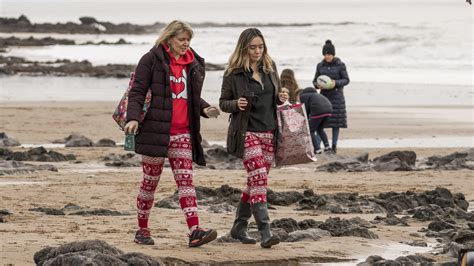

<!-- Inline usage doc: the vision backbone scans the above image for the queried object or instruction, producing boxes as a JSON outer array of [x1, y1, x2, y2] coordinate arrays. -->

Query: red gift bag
[[275, 103, 317, 166]]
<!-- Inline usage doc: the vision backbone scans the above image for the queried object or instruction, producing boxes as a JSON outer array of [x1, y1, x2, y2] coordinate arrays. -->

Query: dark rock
[[33, 240, 124, 265], [204, 145, 242, 170], [405, 240, 428, 247], [0, 147, 12, 158], [61, 203, 82, 212], [69, 209, 128, 216], [357, 255, 385, 266], [452, 229, 474, 244], [5, 147, 75, 161], [64, 134, 94, 147], [395, 255, 434, 263], [428, 220, 457, 232], [372, 150, 417, 171], [0, 132, 20, 146], [355, 153, 369, 163], [271, 218, 324, 233], [377, 187, 468, 214], [421, 151, 472, 170], [118, 252, 162, 265], [0, 209, 13, 222], [79, 16, 98, 25], [316, 161, 349, 172], [29, 207, 65, 215], [286, 228, 331, 242], [303, 189, 314, 197], [0, 54, 223, 78], [318, 217, 378, 239], [95, 138, 116, 147], [297, 192, 385, 214], [267, 189, 304, 206], [271, 218, 300, 233], [207, 203, 236, 213], [156, 185, 242, 208], [468, 223, 474, 230], [442, 241, 466, 258], [373, 151, 417, 166], [298, 219, 323, 231], [103, 153, 140, 167], [372, 213, 409, 226], [0, 36, 75, 48], [409, 204, 474, 222], [0, 160, 57, 175], [316, 154, 372, 172]]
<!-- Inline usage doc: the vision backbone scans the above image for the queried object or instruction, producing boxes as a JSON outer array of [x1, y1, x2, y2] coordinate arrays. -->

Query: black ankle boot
[[332, 144, 337, 153], [251, 203, 280, 248], [230, 200, 256, 244]]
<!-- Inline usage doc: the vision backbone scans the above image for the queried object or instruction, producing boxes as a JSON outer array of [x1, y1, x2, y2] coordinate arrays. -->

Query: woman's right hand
[[237, 97, 248, 111], [124, 120, 139, 135]]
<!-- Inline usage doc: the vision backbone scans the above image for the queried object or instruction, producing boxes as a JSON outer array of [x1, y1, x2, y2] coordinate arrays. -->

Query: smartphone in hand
[[124, 134, 135, 151]]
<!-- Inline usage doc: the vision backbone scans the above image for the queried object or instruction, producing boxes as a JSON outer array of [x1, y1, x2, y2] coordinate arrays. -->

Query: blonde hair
[[280, 68, 299, 103], [155, 20, 194, 47], [225, 28, 274, 76]]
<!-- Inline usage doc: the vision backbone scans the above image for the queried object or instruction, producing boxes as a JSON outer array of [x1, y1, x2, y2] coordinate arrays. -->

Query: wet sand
[[0, 101, 473, 264]]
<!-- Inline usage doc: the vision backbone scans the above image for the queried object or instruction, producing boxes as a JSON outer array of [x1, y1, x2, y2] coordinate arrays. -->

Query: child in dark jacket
[[298, 87, 333, 154]]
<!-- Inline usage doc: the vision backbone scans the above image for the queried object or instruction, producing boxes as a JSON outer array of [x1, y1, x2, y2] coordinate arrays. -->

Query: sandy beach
[[0, 101, 473, 265]]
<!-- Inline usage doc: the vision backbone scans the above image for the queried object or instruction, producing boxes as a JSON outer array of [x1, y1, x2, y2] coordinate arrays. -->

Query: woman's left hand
[[331, 80, 337, 89], [204, 106, 220, 118], [278, 92, 289, 103]]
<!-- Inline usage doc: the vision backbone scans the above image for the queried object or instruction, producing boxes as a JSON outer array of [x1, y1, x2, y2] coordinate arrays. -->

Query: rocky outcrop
[[372, 150, 417, 171], [103, 153, 141, 167], [317, 150, 474, 172], [419, 149, 474, 170], [33, 240, 162, 265], [203, 145, 242, 170], [317, 151, 417, 172], [1, 15, 311, 35], [357, 255, 436, 266], [29, 203, 128, 216], [2, 147, 76, 161], [0, 55, 225, 77], [0, 132, 20, 147], [0, 36, 74, 48], [0, 209, 13, 222], [0, 160, 57, 175], [95, 138, 116, 147]]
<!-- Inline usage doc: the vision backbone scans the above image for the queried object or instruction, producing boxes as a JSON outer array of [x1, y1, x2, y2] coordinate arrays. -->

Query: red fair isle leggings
[[136, 133, 199, 229], [241, 131, 275, 205]]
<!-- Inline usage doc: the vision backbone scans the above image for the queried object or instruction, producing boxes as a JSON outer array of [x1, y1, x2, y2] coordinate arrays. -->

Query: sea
[[1, 0, 472, 104]]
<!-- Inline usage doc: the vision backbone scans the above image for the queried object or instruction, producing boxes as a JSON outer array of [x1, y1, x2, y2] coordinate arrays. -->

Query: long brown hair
[[225, 28, 274, 75], [280, 68, 299, 103]]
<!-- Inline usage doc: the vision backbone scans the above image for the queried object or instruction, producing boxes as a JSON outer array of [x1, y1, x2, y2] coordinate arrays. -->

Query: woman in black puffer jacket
[[312, 40, 350, 153]]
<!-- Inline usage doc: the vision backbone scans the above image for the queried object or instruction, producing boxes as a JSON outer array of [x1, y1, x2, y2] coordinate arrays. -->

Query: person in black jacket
[[124, 20, 218, 247], [220, 28, 287, 248], [312, 40, 350, 153], [299, 87, 333, 154]]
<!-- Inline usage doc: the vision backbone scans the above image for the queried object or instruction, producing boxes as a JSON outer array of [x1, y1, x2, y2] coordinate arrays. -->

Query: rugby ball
[[316, 75, 334, 89]]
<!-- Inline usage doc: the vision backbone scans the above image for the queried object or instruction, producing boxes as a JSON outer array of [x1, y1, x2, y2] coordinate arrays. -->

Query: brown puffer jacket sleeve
[[219, 74, 239, 114], [126, 52, 153, 122]]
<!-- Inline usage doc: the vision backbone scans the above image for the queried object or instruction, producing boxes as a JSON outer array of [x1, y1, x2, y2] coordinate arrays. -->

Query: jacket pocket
[[226, 124, 237, 154]]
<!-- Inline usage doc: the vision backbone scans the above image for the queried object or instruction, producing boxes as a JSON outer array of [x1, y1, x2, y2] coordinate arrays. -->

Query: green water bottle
[[124, 134, 135, 151]]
